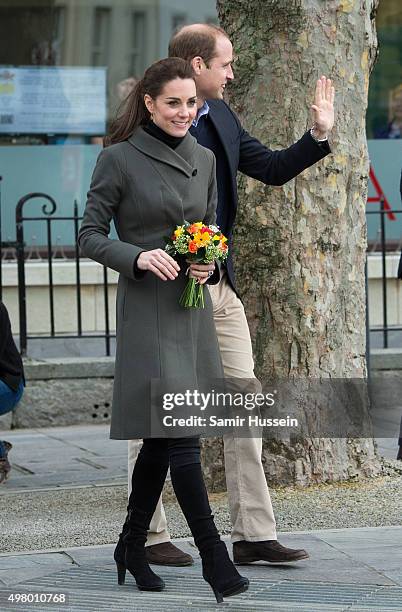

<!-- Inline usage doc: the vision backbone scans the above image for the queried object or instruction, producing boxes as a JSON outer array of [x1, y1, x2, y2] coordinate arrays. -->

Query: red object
[[367, 166, 396, 221]]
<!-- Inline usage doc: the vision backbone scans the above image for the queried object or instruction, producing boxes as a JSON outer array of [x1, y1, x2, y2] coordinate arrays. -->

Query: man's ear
[[143, 94, 154, 115], [191, 56, 205, 75]]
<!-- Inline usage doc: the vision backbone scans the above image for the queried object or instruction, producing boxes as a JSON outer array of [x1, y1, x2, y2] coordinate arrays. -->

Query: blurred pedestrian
[[0, 301, 24, 483]]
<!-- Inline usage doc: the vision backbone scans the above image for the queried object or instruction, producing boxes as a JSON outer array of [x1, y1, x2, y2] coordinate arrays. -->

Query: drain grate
[[1, 567, 401, 611]]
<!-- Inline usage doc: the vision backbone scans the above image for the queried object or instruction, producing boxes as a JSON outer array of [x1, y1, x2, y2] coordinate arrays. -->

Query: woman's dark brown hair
[[105, 57, 195, 147]]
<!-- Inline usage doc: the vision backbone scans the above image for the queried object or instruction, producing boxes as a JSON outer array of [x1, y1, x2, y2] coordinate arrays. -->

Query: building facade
[[0, 1, 401, 350]]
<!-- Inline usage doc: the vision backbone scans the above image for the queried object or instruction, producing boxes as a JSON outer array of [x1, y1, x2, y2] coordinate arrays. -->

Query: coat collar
[[128, 127, 198, 178]]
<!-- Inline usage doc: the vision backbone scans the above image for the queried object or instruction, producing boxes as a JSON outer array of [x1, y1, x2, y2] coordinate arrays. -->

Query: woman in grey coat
[[78, 58, 248, 603]]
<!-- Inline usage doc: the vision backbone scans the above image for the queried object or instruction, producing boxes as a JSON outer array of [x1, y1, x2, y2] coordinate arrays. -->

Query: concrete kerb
[[1, 525, 401, 559], [0, 536, 194, 559], [23, 357, 115, 380], [371, 348, 402, 371], [7, 358, 115, 430], [10, 349, 402, 432]]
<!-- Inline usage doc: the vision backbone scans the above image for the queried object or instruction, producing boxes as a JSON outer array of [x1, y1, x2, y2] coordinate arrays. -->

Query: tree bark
[[217, 0, 382, 485]]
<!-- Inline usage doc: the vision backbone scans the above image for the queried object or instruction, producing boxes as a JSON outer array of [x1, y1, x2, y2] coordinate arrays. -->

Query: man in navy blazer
[[127, 23, 334, 567]]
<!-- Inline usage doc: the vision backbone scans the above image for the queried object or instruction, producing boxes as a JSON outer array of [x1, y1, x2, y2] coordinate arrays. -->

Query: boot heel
[[116, 562, 126, 585], [201, 542, 249, 602], [210, 583, 223, 604]]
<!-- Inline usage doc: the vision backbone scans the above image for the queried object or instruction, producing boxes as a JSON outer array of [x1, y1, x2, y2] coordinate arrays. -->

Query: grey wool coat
[[78, 128, 224, 439]]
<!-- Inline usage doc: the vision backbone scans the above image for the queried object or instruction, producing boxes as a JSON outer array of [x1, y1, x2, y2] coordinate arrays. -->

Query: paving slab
[[1, 425, 401, 609], [1, 425, 127, 491], [3, 425, 398, 492], [0, 529, 402, 611]]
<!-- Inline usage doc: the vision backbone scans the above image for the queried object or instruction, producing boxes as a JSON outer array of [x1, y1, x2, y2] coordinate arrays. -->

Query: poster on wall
[[0, 66, 106, 134]]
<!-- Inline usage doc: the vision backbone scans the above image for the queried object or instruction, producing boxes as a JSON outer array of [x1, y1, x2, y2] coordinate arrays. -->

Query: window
[[172, 13, 187, 33], [92, 7, 111, 67], [129, 11, 147, 77], [53, 6, 66, 65], [367, 0, 402, 139], [366, 0, 402, 247]]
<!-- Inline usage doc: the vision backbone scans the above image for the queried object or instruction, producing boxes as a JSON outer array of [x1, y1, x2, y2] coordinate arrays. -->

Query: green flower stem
[[179, 278, 205, 309]]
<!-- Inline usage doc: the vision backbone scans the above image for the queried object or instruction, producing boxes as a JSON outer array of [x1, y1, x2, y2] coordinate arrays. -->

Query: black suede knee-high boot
[[114, 508, 130, 583], [114, 439, 169, 591], [169, 438, 249, 603]]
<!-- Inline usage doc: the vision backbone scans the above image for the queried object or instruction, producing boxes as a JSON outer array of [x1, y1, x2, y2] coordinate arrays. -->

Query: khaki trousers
[[127, 272, 277, 544]]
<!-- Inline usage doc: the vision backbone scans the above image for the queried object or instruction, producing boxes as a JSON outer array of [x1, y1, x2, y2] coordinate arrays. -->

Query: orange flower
[[188, 222, 203, 235], [188, 240, 198, 253], [220, 242, 228, 251], [194, 231, 211, 247]]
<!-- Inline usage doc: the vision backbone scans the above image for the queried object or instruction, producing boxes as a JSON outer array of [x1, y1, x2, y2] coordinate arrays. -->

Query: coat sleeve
[[203, 154, 221, 286], [225, 104, 331, 186], [78, 147, 145, 281]]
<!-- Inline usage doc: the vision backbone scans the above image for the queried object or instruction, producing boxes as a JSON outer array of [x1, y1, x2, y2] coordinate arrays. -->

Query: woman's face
[[144, 78, 197, 137]]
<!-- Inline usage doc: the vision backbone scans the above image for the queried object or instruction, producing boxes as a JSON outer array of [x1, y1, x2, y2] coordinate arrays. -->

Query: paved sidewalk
[[1, 425, 401, 610], [0, 528, 402, 611], [1, 424, 397, 492], [0, 425, 128, 491]]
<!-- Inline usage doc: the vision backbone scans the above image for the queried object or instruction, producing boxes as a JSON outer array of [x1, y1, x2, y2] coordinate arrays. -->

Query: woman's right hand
[[137, 249, 180, 281]]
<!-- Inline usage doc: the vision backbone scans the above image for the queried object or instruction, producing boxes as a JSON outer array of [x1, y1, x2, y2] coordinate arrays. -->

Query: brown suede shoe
[[145, 542, 194, 567], [233, 540, 309, 564]]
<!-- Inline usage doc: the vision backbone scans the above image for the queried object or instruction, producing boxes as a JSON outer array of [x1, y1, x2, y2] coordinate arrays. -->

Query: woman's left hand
[[187, 261, 215, 285]]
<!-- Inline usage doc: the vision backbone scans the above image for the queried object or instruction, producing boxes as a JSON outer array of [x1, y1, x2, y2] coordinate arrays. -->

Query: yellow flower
[[174, 226, 184, 238], [194, 231, 211, 247]]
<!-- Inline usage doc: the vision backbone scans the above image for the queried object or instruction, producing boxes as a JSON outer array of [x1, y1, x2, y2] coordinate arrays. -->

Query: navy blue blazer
[[206, 99, 331, 288]]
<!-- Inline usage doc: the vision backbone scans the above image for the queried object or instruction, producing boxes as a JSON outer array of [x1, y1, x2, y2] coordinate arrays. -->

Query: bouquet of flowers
[[165, 221, 228, 308]]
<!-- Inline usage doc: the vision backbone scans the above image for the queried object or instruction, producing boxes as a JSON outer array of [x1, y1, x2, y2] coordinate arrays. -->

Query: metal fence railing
[[366, 198, 402, 349], [1, 188, 401, 357], [0, 189, 114, 356]]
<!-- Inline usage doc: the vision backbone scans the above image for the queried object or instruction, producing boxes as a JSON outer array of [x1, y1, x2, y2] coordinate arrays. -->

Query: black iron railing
[[0, 176, 17, 301], [1, 188, 401, 356], [366, 198, 402, 349], [1, 191, 114, 356]]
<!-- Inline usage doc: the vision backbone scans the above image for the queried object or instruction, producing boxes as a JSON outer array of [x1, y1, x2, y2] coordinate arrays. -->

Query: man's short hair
[[168, 24, 229, 67]]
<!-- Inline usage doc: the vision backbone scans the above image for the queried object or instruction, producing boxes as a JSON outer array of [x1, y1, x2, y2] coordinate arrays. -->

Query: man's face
[[195, 35, 234, 100]]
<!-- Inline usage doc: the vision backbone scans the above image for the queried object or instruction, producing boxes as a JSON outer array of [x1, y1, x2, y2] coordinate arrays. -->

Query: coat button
[[192, 169, 198, 176]]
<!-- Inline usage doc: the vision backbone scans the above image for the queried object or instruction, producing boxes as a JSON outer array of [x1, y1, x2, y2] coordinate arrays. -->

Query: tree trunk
[[217, 0, 382, 485]]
